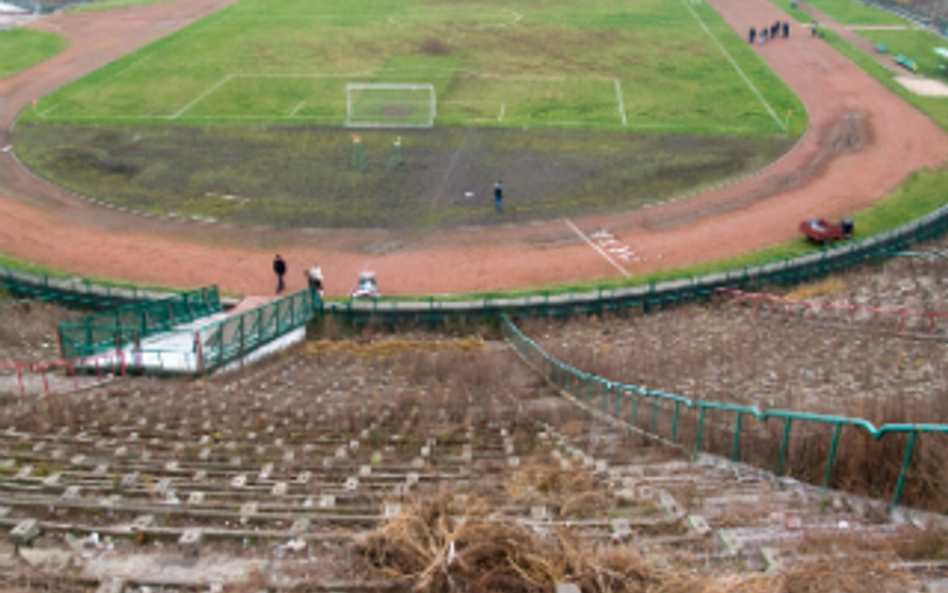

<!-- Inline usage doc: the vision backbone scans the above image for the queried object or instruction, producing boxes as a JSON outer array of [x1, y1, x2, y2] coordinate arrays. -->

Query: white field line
[[38, 12, 233, 118], [39, 54, 155, 118], [37, 114, 342, 121], [236, 70, 615, 82], [51, 66, 767, 132], [564, 218, 631, 277], [289, 101, 306, 116], [679, 0, 785, 131], [172, 75, 234, 119], [42, 111, 763, 133], [613, 79, 627, 126], [175, 114, 340, 120], [234, 71, 375, 79]]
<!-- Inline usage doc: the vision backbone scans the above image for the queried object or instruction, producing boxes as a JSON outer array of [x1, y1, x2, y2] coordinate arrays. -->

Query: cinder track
[[0, 0, 945, 297]]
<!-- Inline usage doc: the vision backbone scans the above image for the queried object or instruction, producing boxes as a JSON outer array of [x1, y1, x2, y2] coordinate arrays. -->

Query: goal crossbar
[[346, 83, 436, 128]]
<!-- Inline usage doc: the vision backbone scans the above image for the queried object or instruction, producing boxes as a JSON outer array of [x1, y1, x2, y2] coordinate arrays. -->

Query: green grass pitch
[[26, 0, 806, 136], [0, 28, 66, 80], [859, 28, 948, 78], [800, 0, 910, 26]]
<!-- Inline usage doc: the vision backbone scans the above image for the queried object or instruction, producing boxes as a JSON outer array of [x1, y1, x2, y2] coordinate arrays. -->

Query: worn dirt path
[[0, 0, 945, 297]]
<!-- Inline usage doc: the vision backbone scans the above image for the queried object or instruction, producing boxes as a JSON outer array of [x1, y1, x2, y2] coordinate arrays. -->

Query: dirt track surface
[[0, 0, 945, 298]]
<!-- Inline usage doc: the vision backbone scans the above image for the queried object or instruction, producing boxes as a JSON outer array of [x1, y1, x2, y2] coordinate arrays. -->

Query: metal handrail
[[195, 288, 314, 374], [501, 314, 948, 507]]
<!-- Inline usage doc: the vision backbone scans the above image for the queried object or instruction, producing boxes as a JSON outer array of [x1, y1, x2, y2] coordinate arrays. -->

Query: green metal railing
[[0, 265, 166, 311], [896, 250, 948, 260], [57, 286, 221, 360], [197, 289, 314, 374], [502, 315, 948, 507], [317, 198, 948, 325]]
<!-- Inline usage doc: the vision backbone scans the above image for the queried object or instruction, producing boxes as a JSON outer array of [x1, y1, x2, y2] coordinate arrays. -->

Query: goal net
[[346, 83, 436, 128]]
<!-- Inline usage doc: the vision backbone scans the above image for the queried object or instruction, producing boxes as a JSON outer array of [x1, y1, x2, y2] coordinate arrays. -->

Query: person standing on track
[[273, 254, 287, 294], [783, 21, 790, 38], [494, 180, 503, 212], [749, 26, 757, 43]]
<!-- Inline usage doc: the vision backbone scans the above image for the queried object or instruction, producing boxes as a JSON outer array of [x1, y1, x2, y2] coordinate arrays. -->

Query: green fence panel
[[195, 289, 314, 374], [313, 196, 948, 327], [57, 287, 221, 359]]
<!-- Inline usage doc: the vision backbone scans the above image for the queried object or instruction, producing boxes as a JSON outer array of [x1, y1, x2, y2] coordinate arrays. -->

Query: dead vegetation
[[358, 496, 923, 593], [3, 241, 948, 590], [0, 297, 77, 363], [523, 247, 948, 509], [361, 494, 670, 593]]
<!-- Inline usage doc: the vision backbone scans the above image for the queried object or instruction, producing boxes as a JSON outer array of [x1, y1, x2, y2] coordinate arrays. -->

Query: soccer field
[[0, 28, 66, 80], [27, 0, 805, 135]]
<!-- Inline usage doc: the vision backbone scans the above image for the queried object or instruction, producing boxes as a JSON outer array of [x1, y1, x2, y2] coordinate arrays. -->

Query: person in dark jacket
[[749, 26, 757, 43], [273, 254, 287, 294]]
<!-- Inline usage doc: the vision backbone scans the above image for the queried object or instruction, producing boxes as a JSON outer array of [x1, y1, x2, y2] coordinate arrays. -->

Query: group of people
[[269, 180, 506, 298], [749, 21, 790, 44], [272, 255, 382, 300], [272, 254, 324, 299]]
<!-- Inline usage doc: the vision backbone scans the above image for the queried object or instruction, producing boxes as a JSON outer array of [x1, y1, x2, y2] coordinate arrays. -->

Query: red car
[[799, 219, 854, 244]]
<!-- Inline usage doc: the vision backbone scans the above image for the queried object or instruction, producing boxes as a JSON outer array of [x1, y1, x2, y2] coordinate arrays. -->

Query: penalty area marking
[[679, 0, 785, 132], [52, 70, 773, 132], [564, 219, 631, 277], [172, 75, 234, 119], [38, 54, 155, 118], [38, 12, 232, 118]]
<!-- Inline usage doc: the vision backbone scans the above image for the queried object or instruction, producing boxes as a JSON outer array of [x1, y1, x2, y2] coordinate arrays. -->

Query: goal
[[346, 83, 436, 128]]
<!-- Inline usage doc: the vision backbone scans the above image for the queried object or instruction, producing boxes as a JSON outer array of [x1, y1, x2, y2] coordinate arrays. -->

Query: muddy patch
[[14, 123, 794, 232], [644, 112, 871, 231]]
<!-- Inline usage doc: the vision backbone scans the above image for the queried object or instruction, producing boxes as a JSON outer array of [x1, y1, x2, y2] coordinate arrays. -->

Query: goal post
[[346, 83, 436, 128]]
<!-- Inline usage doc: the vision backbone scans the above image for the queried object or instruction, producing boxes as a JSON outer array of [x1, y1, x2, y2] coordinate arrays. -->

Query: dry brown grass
[[359, 497, 922, 593], [776, 557, 915, 593], [303, 337, 488, 357], [784, 278, 848, 301], [522, 304, 948, 510], [359, 494, 665, 593], [0, 299, 78, 362]]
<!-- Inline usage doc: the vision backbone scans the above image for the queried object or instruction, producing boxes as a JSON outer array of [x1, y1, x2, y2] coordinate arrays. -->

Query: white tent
[[935, 48, 948, 60]]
